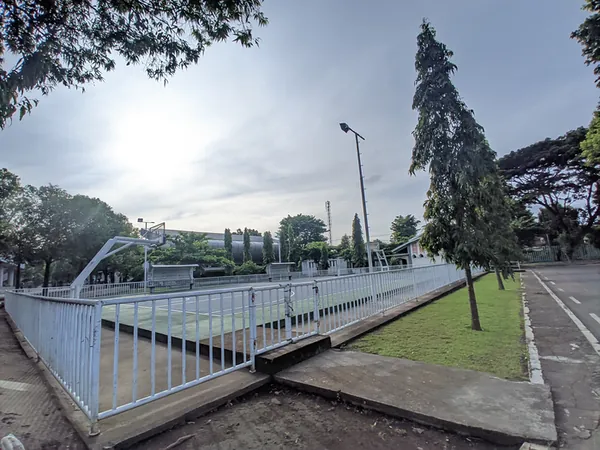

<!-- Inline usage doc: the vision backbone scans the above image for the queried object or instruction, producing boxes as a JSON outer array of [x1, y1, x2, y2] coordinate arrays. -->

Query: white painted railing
[[4, 291, 101, 426], [317, 264, 474, 334], [11, 266, 384, 300], [5, 263, 482, 431]]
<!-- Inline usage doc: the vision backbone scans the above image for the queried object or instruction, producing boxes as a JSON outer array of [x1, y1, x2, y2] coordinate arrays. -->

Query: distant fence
[[521, 244, 600, 263], [12, 266, 388, 299], [4, 263, 482, 429]]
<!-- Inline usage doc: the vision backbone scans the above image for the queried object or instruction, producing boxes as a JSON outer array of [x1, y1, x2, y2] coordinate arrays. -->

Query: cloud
[[1, 0, 597, 243]]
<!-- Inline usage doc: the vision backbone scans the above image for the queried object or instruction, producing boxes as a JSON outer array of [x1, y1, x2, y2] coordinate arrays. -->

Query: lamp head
[[339, 122, 350, 133]]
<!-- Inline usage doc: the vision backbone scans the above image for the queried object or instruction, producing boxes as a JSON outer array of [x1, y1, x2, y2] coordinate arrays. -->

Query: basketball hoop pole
[[275, 238, 282, 263], [70, 236, 161, 298], [144, 247, 148, 294], [138, 219, 155, 295]]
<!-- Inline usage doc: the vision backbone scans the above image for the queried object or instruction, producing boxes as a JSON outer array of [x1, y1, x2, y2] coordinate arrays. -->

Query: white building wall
[[409, 242, 444, 267]]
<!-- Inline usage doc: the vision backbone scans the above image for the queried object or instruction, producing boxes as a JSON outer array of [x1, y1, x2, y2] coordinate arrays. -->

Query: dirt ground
[[133, 385, 517, 450]]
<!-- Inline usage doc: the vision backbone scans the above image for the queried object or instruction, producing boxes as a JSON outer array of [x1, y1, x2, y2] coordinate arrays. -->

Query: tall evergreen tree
[[224, 228, 233, 260], [262, 231, 275, 264], [351, 214, 366, 267], [243, 228, 251, 263], [410, 20, 500, 331]]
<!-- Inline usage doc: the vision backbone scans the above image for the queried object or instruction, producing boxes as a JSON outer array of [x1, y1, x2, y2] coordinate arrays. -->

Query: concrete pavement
[[523, 269, 600, 449], [0, 310, 84, 449], [275, 350, 557, 445]]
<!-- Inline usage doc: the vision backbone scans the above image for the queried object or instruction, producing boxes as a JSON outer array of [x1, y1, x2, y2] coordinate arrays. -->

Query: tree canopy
[[278, 214, 327, 264], [390, 214, 420, 245], [498, 128, 600, 255], [0, 167, 247, 287], [572, 0, 600, 88], [151, 232, 233, 276], [0, 0, 268, 128], [581, 113, 600, 165], [337, 234, 353, 263]]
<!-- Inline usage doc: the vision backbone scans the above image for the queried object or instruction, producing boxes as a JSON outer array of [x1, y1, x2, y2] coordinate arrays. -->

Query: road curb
[[520, 273, 544, 384]]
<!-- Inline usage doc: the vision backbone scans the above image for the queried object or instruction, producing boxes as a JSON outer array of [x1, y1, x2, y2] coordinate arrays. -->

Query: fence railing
[[4, 262, 481, 430], [521, 243, 600, 263], [12, 266, 389, 299], [4, 291, 101, 425]]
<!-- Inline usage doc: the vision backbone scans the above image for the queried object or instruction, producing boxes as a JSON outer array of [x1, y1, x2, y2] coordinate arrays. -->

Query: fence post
[[312, 281, 320, 334], [249, 289, 257, 373], [88, 301, 102, 436], [411, 267, 418, 299], [284, 283, 293, 340]]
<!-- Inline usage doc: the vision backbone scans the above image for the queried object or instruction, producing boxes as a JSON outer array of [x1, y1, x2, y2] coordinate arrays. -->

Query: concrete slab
[[90, 369, 269, 450], [275, 350, 557, 446], [255, 334, 331, 374]]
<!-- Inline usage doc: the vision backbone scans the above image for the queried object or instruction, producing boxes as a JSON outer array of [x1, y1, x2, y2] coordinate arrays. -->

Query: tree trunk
[[495, 268, 505, 290], [464, 265, 482, 331], [15, 261, 21, 289], [42, 257, 53, 295]]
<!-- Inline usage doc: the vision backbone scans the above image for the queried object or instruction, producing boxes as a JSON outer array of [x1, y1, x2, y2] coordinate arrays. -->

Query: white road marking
[[550, 281, 556, 285], [540, 355, 584, 364], [532, 271, 600, 357], [0, 380, 33, 392], [558, 288, 564, 292], [570, 296, 581, 305], [590, 313, 600, 326]]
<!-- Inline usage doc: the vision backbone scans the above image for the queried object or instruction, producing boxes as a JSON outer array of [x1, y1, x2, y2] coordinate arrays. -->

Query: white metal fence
[[12, 266, 388, 300], [4, 291, 101, 424], [4, 263, 480, 430], [521, 244, 600, 263]]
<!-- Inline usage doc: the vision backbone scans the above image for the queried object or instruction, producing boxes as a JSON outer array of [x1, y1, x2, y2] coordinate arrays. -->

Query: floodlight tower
[[325, 201, 333, 245], [339, 122, 373, 273]]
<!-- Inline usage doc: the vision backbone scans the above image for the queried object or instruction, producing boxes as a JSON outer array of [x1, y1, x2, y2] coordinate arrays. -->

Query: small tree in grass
[[410, 20, 501, 331], [480, 175, 522, 290]]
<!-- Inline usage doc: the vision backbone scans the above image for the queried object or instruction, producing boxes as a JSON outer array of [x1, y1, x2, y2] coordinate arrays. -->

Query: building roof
[[390, 233, 422, 254], [151, 264, 199, 268]]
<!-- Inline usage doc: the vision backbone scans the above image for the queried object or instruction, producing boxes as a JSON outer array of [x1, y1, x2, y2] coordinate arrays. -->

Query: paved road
[[524, 268, 600, 449], [533, 264, 600, 340]]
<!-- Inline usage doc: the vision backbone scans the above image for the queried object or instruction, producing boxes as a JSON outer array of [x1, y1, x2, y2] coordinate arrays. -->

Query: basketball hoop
[[144, 222, 166, 246]]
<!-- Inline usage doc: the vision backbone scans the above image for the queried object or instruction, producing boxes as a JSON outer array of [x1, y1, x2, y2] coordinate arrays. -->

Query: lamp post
[[339, 123, 374, 273], [275, 238, 282, 263], [137, 218, 155, 293]]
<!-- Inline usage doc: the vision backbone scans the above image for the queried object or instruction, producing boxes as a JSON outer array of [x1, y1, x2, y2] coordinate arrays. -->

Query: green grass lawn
[[348, 274, 528, 380]]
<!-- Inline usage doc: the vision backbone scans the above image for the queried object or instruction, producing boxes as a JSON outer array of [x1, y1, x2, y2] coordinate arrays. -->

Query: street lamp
[[339, 122, 374, 274]]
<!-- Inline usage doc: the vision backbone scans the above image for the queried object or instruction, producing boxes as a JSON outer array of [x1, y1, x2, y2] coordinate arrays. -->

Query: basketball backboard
[[144, 222, 166, 246]]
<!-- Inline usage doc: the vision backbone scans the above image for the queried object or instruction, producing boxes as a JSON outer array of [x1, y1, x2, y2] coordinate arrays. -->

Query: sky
[[0, 0, 597, 244]]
